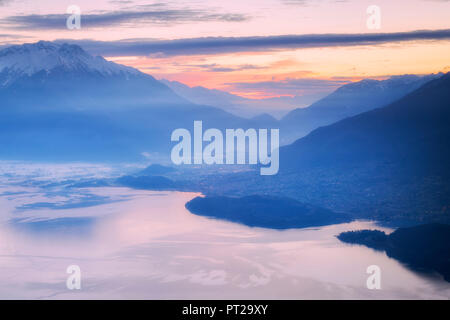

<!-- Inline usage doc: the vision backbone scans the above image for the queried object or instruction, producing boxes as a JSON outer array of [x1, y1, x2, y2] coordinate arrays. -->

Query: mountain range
[[1, 41, 442, 158], [201, 73, 450, 225], [1, 40, 447, 198], [281, 73, 450, 174], [162, 72, 444, 145], [160, 79, 324, 118], [2, 40, 448, 226], [0, 41, 183, 109], [0, 41, 265, 161], [280, 73, 441, 143]]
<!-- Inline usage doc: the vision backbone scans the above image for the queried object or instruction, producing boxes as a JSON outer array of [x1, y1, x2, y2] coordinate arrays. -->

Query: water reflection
[[0, 184, 449, 299], [10, 217, 97, 236]]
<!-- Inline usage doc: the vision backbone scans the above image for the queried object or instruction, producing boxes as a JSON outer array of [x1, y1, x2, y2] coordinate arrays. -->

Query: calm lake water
[[0, 162, 449, 299]]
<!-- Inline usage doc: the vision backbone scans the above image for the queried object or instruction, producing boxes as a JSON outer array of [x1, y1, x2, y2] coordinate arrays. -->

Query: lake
[[0, 162, 449, 299]]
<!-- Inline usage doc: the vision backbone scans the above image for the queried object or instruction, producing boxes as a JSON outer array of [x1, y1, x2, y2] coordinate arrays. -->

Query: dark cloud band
[[52, 29, 450, 57], [2, 7, 248, 30]]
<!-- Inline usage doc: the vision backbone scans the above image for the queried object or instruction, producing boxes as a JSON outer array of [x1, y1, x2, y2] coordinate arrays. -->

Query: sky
[[0, 0, 449, 99]]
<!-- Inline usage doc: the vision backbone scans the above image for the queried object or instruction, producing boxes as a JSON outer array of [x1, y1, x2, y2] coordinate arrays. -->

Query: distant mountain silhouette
[[0, 41, 184, 109], [117, 175, 178, 190], [337, 223, 450, 282], [0, 41, 271, 161], [161, 79, 323, 118], [278, 73, 450, 223], [203, 73, 450, 225], [282, 73, 450, 173], [280, 74, 440, 143], [249, 113, 278, 127], [137, 164, 176, 176], [185, 195, 351, 229]]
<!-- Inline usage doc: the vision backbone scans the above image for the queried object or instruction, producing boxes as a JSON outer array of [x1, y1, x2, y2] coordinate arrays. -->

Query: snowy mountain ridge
[[0, 41, 141, 83]]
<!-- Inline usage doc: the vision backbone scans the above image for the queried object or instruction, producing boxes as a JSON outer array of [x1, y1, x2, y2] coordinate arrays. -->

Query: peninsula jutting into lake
[[337, 224, 450, 282], [186, 195, 352, 229]]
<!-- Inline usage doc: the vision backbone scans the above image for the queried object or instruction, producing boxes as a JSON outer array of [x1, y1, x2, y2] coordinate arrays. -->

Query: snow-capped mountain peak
[[337, 74, 442, 94], [0, 41, 141, 80]]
